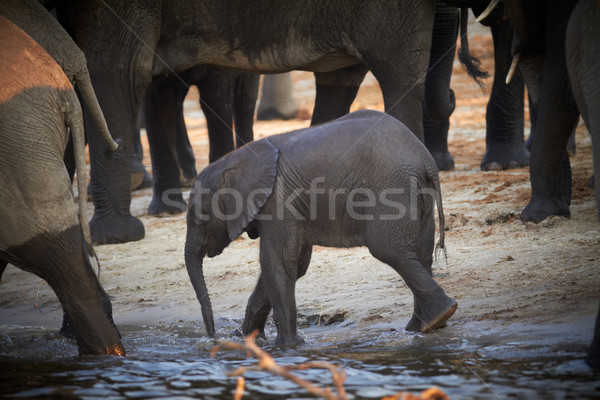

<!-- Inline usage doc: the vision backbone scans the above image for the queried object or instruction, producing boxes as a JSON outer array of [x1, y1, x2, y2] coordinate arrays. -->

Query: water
[[1, 323, 599, 399]]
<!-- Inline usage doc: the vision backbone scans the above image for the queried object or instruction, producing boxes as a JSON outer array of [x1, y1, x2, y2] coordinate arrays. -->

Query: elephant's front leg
[[145, 75, 190, 216], [258, 237, 307, 346], [240, 273, 272, 339]]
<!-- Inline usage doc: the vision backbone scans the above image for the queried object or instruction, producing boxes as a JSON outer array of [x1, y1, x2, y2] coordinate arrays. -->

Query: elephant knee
[[423, 89, 455, 122]]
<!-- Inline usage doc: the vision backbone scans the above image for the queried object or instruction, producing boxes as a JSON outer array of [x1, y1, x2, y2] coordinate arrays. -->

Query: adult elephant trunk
[[184, 237, 215, 338], [74, 69, 119, 152]]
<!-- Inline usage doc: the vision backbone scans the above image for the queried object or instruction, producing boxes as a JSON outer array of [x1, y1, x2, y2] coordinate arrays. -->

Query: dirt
[[1, 32, 599, 353]]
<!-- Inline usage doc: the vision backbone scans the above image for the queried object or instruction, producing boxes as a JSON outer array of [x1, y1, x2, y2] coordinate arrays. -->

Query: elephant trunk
[[74, 69, 119, 152], [185, 237, 215, 338]]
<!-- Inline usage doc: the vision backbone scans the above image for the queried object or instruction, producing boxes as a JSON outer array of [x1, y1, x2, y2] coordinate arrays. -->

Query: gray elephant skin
[[58, 0, 441, 245], [184, 110, 457, 345], [0, 17, 125, 356], [0, 0, 118, 155], [565, 0, 600, 369]]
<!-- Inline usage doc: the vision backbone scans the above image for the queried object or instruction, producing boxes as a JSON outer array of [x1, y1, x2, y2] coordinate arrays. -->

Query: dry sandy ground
[[1, 33, 599, 355]]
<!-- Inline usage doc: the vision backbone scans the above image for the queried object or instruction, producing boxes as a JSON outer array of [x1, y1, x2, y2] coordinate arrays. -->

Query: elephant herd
[[0, 0, 598, 369]]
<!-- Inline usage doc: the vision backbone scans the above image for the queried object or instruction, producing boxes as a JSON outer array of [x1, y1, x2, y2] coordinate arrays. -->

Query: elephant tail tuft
[[458, 8, 489, 91]]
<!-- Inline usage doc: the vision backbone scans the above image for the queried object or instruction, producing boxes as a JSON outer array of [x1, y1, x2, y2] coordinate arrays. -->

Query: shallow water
[[1, 323, 599, 399]]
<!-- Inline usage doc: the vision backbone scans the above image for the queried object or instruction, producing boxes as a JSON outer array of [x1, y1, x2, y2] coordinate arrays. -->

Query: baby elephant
[[185, 110, 457, 345]]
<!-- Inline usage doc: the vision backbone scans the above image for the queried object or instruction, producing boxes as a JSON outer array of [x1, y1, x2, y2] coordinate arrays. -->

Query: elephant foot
[[405, 296, 457, 333], [420, 300, 457, 333], [520, 196, 570, 222], [257, 108, 297, 121], [90, 212, 145, 245], [429, 150, 455, 171], [147, 193, 186, 216], [405, 314, 448, 332], [230, 328, 266, 340], [481, 143, 529, 171], [273, 334, 305, 346]]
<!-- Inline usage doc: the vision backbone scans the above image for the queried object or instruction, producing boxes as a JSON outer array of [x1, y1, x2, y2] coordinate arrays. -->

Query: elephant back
[[0, 16, 72, 104]]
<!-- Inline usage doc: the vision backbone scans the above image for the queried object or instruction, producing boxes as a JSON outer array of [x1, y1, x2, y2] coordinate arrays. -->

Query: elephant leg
[[423, 4, 459, 171], [242, 244, 312, 341], [311, 64, 368, 126], [367, 215, 455, 333], [587, 304, 600, 370], [481, 19, 530, 171], [87, 73, 146, 244], [132, 121, 152, 190], [257, 73, 298, 121], [233, 73, 260, 148], [145, 75, 189, 216], [4, 228, 123, 355], [174, 109, 197, 188], [197, 69, 235, 163], [566, 0, 600, 220], [240, 273, 272, 338], [520, 38, 579, 220]]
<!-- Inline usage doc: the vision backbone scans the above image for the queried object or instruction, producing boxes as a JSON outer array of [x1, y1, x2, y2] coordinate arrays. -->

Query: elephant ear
[[220, 139, 279, 240]]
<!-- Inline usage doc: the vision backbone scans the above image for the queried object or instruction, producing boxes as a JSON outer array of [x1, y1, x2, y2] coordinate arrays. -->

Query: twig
[[214, 331, 348, 400], [212, 331, 449, 400]]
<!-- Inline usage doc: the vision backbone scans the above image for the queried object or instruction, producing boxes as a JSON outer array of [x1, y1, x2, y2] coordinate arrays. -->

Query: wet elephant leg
[[311, 64, 368, 126], [241, 245, 311, 340], [423, 4, 459, 171], [240, 273, 272, 339], [233, 73, 260, 148], [196, 70, 235, 163], [5, 227, 124, 355], [145, 75, 189, 216], [481, 19, 530, 171]]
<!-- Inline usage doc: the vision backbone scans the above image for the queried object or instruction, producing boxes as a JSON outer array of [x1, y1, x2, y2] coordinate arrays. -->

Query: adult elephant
[[0, 16, 124, 356], [143, 66, 260, 215], [507, 0, 580, 222], [57, 0, 442, 244]]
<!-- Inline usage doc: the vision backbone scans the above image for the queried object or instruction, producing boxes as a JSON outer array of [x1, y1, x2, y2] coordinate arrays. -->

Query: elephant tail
[[425, 159, 445, 257], [66, 90, 100, 274], [74, 68, 120, 152], [458, 8, 489, 91]]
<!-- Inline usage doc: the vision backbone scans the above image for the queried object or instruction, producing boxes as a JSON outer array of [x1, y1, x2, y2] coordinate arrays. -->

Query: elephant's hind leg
[[367, 235, 456, 333]]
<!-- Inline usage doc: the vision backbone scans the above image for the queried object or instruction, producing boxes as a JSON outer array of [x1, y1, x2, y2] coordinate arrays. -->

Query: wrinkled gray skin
[[565, 0, 600, 370], [185, 110, 457, 345], [0, 16, 124, 356], [59, 0, 437, 245], [565, 0, 600, 222], [0, 0, 118, 154]]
